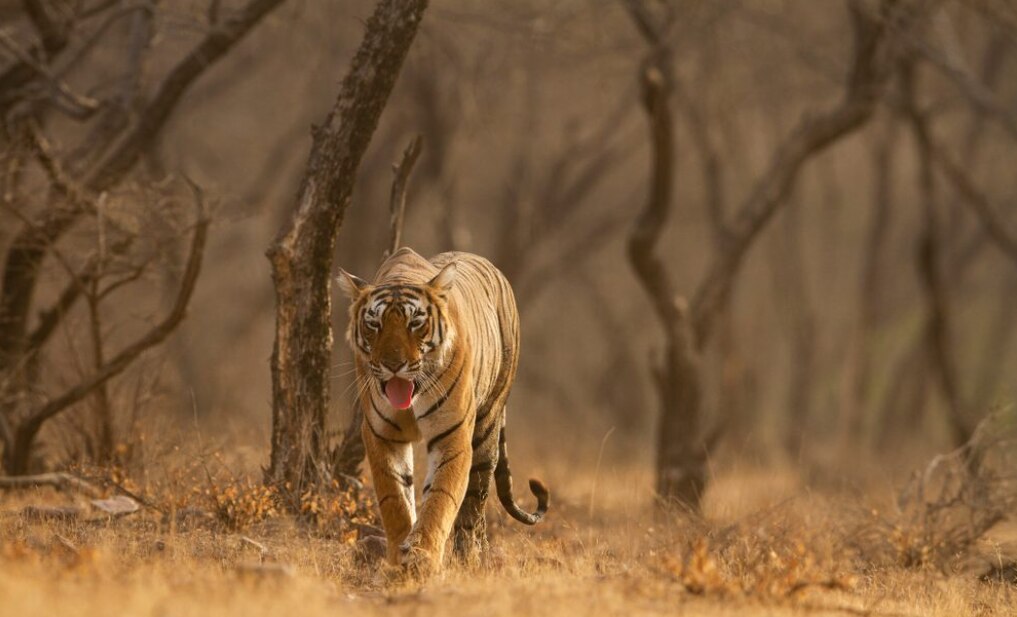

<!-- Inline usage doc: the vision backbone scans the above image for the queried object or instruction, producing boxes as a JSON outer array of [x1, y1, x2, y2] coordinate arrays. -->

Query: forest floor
[[1, 464, 1015, 617]]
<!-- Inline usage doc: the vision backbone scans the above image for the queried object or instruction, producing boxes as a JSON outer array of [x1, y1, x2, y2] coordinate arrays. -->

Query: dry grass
[[1, 459, 1015, 617]]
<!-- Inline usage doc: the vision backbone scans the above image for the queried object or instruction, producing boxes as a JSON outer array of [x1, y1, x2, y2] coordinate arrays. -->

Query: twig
[[0, 28, 101, 119], [928, 140, 1017, 268], [10, 189, 211, 464], [53, 533, 79, 555], [87, 0, 289, 190], [384, 134, 423, 258], [240, 536, 270, 561], [0, 472, 101, 497], [906, 27, 1017, 141]]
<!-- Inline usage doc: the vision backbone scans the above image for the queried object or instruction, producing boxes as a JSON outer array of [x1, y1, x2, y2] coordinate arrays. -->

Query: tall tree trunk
[[627, 55, 707, 506], [623, 0, 896, 509], [265, 0, 428, 499]]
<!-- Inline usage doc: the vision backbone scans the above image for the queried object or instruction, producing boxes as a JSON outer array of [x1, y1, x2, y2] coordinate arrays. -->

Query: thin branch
[[623, 0, 665, 46], [0, 472, 100, 497], [52, 5, 150, 82], [672, 75, 732, 245], [24, 118, 101, 211], [384, 134, 423, 258], [13, 195, 210, 450], [927, 138, 1017, 267], [690, 0, 896, 347], [908, 28, 1017, 141], [86, 0, 288, 191], [24, 0, 71, 58], [0, 0, 285, 379], [0, 28, 101, 119]]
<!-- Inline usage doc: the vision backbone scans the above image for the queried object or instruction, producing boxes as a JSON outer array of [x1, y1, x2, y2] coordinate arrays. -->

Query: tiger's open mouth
[[382, 377, 417, 410]]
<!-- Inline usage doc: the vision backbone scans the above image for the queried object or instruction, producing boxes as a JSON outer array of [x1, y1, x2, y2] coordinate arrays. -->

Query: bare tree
[[0, 0, 283, 473], [624, 0, 898, 507], [265, 0, 428, 500]]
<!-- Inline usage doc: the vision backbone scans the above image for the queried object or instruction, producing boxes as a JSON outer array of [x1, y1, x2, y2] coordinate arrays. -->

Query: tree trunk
[[265, 0, 428, 499], [626, 51, 707, 507]]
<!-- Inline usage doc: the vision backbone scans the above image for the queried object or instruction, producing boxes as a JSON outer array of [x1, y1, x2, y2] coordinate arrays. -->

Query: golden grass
[[1, 466, 1014, 617]]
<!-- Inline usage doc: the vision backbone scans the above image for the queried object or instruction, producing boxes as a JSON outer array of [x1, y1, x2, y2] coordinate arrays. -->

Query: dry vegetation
[[2, 454, 1016, 617]]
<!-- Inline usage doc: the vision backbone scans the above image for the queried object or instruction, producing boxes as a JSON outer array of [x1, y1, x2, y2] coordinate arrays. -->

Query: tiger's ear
[[427, 262, 457, 292], [336, 268, 368, 298]]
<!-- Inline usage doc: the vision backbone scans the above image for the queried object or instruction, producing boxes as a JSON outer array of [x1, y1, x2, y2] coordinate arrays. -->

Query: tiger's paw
[[399, 539, 439, 580]]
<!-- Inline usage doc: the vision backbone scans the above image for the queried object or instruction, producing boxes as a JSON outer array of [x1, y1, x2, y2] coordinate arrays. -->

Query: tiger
[[336, 247, 549, 574]]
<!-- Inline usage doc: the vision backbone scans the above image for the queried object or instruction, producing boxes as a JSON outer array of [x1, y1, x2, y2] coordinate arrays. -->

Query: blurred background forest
[[1, 0, 1016, 501]]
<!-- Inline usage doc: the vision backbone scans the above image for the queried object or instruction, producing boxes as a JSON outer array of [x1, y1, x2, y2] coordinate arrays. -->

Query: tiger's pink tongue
[[385, 377, 414, 410]]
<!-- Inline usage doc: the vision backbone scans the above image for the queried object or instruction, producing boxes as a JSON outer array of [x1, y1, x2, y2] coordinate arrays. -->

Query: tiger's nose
[[381, 359, 405, 373]]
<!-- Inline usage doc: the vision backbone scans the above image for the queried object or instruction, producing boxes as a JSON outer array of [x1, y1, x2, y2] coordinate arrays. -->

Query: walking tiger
[[337, 247, 549, 574]]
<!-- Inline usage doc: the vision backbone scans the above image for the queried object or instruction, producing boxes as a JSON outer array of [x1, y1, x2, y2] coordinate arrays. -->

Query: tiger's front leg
[[361, 420, 415, 566], [401, 410, 473, 574]]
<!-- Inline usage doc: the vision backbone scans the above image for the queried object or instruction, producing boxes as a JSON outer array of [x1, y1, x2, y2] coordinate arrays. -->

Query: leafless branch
[[691, 0, 896, 346], [23, 0, 71, 58], [24, 119, 101, 211], [87, 0, 288, 190], [907, 27, 1017, 140], [10, 192, 210, 467], [0, 28, 101, 119], [928, 139, 1017, 267], [384, 135, 423, 258], [0, 0, 285, 389], [0, 472, 100, 497]]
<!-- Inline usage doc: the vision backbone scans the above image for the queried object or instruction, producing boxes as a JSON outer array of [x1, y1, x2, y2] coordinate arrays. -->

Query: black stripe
[[419, 361, 465, 419], [379, 494, 399, 506], [470, 460, 495, 475], [398, 473, 413, 487], [429, 487, 457, 504], [371, 398, 401, 431], [423, 355, 454, 393], [435, 306, 444, 344], [367, 415, 410, 444], [436, 450, 464, 472], [475, 403, 494, 423], [427, 417, 465, 452], [422, 482, 431, 494], [472, 415, 499, 448]]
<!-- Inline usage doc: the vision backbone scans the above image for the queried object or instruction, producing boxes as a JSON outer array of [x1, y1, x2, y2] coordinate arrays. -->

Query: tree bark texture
[[265, 0, 428, 497]]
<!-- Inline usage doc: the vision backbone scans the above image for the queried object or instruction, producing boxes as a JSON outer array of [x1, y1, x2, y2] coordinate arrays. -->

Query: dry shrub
[[201, 474, 377, 536], [298, 477, 378, 542], [853, 411, 1017, 571], [204, 480, 281, 531], [660, 504, 856, 599]]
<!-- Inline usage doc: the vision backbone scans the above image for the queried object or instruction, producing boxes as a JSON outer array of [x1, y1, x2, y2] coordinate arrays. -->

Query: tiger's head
[[336, 262, 457, 410]]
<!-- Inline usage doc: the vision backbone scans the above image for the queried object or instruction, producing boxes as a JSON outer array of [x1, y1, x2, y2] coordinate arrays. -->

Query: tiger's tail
[[494, 423, 549, 525]]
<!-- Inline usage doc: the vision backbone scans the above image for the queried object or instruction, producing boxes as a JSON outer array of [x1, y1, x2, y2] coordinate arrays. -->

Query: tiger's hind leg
[[452, 404, 501, 565]]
